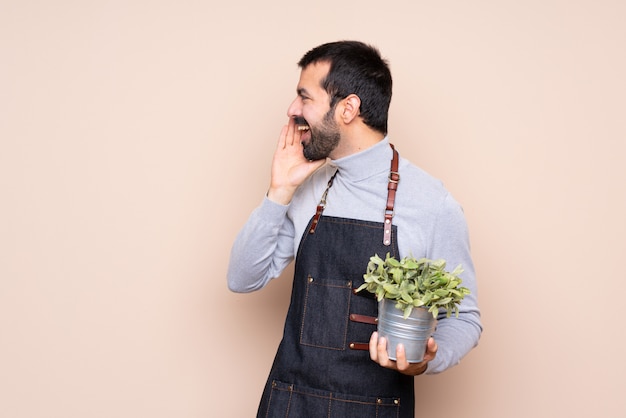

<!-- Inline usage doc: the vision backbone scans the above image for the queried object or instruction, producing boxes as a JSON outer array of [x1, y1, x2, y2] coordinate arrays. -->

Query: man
[[227, 40, 481, 418]]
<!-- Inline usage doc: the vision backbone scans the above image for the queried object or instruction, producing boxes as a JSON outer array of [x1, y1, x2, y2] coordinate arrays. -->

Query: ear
[[338, 94, 361, 124]]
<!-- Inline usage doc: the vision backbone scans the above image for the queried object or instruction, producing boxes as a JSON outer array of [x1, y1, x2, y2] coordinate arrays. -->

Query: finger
[[369, 332, 379, 361], [421, 338, 438, 363], [277, 125, 289, 149], [394, 343, 408, 371], [292, 121, 303, 147], [377, 336, 394, 368], [429, 337, 438, 353], [286, 118, 297, 146], [426, 337, 437, 354], [294, 126, 302, 147]]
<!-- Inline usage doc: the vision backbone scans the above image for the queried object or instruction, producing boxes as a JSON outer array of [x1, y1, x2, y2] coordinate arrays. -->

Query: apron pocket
[[265, 380, 401, 418], [300, 276, 352, 350]]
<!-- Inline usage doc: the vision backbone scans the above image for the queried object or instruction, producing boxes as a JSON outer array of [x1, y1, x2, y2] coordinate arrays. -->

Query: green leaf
[[358, 254, 470, 318], [383, 283, 399, 294], [355, 283, 368, 293], [400, 291, 413, 304]]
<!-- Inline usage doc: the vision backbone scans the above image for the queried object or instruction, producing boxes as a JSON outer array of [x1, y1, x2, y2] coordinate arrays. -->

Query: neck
[[329, 124, 385, 160]]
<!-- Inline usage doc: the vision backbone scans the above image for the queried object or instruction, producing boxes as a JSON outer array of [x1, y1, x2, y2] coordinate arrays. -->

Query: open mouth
[[294, 117, 310, 132]]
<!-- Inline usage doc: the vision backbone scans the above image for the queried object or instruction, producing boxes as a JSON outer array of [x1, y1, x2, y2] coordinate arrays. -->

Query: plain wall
[[2, 0, 625, 417]]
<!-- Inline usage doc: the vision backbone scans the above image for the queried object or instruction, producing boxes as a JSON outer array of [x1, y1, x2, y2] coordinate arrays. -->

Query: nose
[[287, 97, 302, 118]]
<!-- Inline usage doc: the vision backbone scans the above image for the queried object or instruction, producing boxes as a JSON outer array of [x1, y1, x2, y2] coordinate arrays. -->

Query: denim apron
[[257, 146, 415, 418]]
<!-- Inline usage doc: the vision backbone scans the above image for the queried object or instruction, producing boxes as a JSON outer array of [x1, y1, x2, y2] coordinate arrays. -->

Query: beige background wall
[[2, 0, 625, 417]]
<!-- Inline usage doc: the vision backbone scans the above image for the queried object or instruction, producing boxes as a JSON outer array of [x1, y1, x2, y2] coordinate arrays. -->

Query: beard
[[301, 108, 341, 161]]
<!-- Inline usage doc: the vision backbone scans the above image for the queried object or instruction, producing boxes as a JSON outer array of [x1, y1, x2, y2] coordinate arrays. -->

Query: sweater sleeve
[[226, 197, 296, 293], [424, 193, 482, 374]]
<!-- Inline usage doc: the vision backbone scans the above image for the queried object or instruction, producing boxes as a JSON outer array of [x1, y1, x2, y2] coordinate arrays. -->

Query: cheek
[[301, 108, 313, 123], [302, 106, 324, 124]]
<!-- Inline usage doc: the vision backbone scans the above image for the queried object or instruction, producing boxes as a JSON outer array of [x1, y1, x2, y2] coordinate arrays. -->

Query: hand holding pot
[[369, 332, 438, 376]]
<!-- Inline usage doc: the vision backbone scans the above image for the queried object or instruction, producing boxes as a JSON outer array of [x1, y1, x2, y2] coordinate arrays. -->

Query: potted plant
[[356, 253, 471, 362]]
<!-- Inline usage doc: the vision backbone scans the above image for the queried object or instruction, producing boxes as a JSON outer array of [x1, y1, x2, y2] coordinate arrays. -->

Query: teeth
[[297, 125, 310, 132]]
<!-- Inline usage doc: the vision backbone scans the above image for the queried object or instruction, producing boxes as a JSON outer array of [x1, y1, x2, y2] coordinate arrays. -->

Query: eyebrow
[[297, 87, 311, 97]]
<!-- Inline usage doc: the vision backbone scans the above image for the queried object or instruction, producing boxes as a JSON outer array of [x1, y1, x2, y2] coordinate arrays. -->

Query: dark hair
[[298, 40, 392, 134]]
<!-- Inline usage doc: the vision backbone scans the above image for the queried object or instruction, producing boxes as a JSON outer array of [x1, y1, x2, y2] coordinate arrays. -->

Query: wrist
[[267, 186, 297, 205]]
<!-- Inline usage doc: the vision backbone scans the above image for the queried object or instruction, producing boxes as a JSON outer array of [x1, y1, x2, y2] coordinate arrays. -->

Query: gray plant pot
[[377, 298, 437, 363]]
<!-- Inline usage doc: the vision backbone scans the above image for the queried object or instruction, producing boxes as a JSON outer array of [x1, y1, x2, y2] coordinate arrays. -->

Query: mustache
[[293, 117, 308, 126]]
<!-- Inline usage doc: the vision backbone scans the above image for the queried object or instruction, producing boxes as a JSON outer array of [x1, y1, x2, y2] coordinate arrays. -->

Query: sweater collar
[[329, 137, 392, 182]]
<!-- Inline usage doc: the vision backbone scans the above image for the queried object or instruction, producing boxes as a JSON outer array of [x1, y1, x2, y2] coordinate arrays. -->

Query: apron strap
[[308, 170, 339, 234], [383, 144, 400, 246], [309, 143, 400, 243]]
